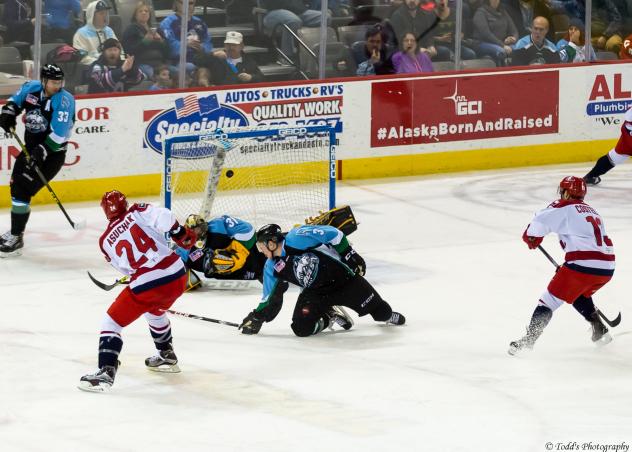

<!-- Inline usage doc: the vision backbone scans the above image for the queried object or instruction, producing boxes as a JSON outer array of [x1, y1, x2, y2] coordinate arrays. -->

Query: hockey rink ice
[[1, 163, 631, 452]]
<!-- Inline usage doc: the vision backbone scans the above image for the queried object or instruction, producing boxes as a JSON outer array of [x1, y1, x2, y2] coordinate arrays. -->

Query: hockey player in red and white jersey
[[584, 106, 632, 185], [78, 190, 196, 392], [509, 176, 614, 355]]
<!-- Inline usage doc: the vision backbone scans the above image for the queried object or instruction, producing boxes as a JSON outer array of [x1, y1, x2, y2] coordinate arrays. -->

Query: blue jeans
[[263, 9, 329, 58], [476, 42, 508, 66]]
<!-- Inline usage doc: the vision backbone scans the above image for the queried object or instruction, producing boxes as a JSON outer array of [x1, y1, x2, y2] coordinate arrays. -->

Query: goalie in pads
[[175, 214, 267, 283]]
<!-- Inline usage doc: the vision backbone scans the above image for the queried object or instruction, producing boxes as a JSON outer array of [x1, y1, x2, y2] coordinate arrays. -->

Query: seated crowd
[[0, 0, 631, 94]]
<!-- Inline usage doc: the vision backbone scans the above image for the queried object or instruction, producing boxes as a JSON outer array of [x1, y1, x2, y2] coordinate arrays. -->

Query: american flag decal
[[174, 94, 200, 118]]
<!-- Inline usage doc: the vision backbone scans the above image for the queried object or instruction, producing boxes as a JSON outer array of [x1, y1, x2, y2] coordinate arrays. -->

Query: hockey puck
[[226, 170, 234, 178]]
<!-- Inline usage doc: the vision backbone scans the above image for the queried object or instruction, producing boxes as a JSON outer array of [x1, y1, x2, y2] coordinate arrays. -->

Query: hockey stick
[[162, 309, 239, 328], [87, 271, 129, 291], [537, 245, 622, 327], [10, 130, 86, 230]]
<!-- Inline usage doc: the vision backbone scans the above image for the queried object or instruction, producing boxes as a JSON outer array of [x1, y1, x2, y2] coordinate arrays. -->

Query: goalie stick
[[537, 246, 622, 327], [86, 272, 239, 327]]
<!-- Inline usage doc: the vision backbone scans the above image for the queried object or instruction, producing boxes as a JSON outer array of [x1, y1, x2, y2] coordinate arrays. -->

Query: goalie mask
[[185, 214, 208, 244]]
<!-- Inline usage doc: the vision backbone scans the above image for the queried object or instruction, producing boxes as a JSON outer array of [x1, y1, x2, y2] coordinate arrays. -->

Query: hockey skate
[[589, 312, 612, 346], [0, 233, 23, 257], [327, 306, 353, 331], [145, 349, 181, 373], [508, 336, 536, 356], [386, 311, 406, 325], [583, 175, 601, 186], [78, 366, 117, 393]]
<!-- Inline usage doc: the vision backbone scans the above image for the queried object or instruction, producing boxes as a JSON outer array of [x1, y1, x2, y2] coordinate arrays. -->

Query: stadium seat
[[460, 58, 496, 70], [432, 61, 457, 72], [595, 51, 619, 60], [0, 47, 23, 76], [337, 25, 369, 49]]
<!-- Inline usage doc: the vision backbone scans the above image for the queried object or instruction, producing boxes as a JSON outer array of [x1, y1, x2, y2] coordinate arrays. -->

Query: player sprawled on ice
[[0, 64, 75, 256], [174, 214, 267, 289], [584, 106, 632, 185], [78, 190, 196, 392], [238, 223, 405, 336], [509, 177, 615, 355]]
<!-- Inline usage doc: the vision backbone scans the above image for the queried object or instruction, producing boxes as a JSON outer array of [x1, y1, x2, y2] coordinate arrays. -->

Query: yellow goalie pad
[[212, 240, 249, 274], [304, 205, 358, 235]]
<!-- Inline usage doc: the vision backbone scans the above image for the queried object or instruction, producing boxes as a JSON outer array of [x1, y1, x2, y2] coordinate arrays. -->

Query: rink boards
[[0, 61, 629, 207]]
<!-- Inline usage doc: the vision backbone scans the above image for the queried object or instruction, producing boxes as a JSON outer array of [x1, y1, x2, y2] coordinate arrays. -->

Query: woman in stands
[[121, 1, 169, 78], [556, 19, 596, 63], [472, 0, 519, 66], [392, 32, 434, 74]]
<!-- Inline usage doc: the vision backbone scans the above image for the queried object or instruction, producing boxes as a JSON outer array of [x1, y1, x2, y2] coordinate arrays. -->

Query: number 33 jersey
[[526, 199, 615, 272], [99, 203, 185, 293]]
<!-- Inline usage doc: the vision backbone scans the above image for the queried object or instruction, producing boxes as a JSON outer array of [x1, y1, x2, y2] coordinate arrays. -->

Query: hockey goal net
[[161, 125, 336, 229]]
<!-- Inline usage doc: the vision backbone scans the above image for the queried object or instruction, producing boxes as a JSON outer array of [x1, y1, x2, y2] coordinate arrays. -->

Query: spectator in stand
[[149, 64, 173, 90], [122, 1, 170, 79], [354, 24, 395, 75], [590, 0, 624, 54], [557, 19, 596, 62], [503, 0, 554, 41], [195, 31, 264, 86], [74, 0, 118, 65], [2, 0, 35, 45], [547, 0, 623, 54], [43, 0, 82, 44], [88, 38, 145, 93], [159, 0, 215, 73], [261, 0, 329, 60], [472, 0, 519, 66], [512, 16, 560, 64], [433, 0, 478, 60], [620, 34, 632, 60], [392, 31, 434, 73], [389, 0, 451, 61]]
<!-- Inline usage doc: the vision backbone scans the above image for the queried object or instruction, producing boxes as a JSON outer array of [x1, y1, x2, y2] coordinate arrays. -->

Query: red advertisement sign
[[371, 71, 559, 147]]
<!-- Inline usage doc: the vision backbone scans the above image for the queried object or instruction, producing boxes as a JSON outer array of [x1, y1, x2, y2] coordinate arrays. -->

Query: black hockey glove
[[239, 310, 264, 335], [0, 103, 18, 135], [26, 144, 48, 169], [341, 247, 366, 276], [202, 248, 216, 277]]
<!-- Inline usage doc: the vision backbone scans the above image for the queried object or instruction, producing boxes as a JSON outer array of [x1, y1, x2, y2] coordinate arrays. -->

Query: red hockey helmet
[[101, 190, 128, 221], [558, 176, 587, 200]]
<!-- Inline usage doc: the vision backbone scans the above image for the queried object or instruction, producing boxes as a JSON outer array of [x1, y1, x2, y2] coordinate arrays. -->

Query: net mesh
[[162, 127, 333, 230]]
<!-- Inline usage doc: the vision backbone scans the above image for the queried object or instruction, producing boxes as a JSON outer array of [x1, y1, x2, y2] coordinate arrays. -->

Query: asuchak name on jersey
[[99, 204, 185, 293]]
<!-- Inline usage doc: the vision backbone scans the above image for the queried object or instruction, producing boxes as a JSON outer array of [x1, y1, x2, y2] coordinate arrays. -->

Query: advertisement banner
[[143, 84, 344, 155], [370, 71, 559, 147]]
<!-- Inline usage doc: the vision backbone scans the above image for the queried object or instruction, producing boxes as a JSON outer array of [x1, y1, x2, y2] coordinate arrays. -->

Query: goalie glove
[[170, 224, 197, 249], [305, 205, 358, 235], [341, 246, 366, 276], [204, 240, 250, 276], [239, 310, 264, 335]]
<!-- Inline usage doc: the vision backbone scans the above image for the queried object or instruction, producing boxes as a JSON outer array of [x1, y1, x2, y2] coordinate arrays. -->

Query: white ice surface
[[1, 164, 631, 452]]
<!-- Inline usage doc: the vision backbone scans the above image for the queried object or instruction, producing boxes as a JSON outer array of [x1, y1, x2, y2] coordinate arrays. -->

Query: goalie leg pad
[[305, 205, 358, 235]]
